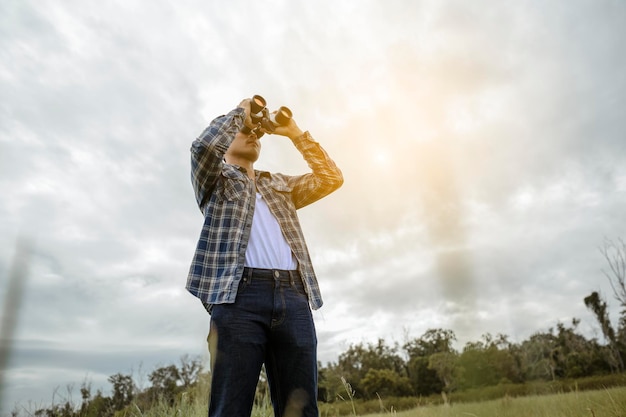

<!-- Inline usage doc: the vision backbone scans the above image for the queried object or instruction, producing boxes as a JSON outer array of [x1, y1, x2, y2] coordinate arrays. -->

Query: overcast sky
[[2, 0, 626, 413]]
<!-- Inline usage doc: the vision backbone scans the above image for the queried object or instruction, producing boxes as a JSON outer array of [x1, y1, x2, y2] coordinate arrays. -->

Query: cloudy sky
[[2, 0, 626, 413]]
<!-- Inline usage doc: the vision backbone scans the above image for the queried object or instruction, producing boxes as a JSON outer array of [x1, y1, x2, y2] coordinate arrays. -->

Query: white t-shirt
[[244, 193, 297, 270]]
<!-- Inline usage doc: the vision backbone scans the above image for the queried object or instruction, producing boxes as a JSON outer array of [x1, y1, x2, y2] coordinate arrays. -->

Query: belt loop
[[272, 269, 280, 289], [289, 270, 296, 286]]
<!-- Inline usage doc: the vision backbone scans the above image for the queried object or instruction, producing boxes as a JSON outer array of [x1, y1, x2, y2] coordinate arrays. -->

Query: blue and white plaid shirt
[[186, 107, 343, 311]]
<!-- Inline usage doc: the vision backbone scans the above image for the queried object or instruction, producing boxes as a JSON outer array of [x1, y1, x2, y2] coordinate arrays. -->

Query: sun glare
[[373, 150, 392, 167]]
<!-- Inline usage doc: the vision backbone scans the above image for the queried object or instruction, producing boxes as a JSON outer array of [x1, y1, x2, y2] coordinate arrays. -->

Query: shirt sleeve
[[190, 108, 245, 210], [287, 131, 344, 209]]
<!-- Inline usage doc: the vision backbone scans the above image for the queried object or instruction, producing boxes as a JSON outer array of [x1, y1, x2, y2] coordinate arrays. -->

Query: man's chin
[[247, 150, 260, 162]]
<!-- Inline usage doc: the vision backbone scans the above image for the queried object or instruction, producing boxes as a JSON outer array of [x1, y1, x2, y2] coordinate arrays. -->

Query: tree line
[[319, 238, 626, 400], [319, 318, 621, 401], [24, 354, 205, 417], [22, 238, 626, 416]]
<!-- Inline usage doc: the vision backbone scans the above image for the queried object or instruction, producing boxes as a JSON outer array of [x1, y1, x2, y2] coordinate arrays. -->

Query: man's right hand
[[237, 98, 257, 131]]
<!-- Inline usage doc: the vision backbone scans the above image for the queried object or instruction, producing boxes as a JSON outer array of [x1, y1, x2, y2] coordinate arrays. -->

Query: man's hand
[[268, 111, 304, 140], [237, 98, 257, 131]]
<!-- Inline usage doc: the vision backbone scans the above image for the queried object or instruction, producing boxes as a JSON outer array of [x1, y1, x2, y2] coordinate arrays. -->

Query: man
[[186, 96, 343, 417]]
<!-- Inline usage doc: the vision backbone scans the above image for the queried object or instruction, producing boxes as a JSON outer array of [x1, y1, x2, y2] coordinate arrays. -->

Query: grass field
[[128, 385, 626, 417], [355, 387, 626, 417]]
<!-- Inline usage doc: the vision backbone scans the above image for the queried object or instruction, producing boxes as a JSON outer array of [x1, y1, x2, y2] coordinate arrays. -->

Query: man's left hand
[[266, 112, 304, 140]]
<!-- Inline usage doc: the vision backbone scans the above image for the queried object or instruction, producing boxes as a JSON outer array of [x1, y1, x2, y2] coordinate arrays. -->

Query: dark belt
[[242, 267, 301, 283]]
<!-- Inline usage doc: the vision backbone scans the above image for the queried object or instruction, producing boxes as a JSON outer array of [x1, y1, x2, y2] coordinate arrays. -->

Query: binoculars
[[241, 95, 292, 138]]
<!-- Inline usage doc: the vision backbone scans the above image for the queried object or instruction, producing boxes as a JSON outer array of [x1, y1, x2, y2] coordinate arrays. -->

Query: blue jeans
[[207, 268, 318, 417]]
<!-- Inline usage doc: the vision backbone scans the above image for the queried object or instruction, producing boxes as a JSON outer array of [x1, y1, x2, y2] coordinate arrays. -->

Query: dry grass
[[361, 386, 626, 417], [127, 385, 626, 417]]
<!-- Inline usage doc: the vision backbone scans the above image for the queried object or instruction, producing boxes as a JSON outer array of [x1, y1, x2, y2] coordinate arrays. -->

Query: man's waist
[[242, 267, 300, 282]]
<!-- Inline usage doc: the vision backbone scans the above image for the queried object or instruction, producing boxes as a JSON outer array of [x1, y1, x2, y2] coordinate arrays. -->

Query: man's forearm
[[192, 108, 245, 159], [289, 131, 343, 208], [190, 108, 245, 209]]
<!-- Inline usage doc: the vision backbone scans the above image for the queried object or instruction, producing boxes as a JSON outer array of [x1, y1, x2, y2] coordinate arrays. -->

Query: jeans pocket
[[291, 278, 308, 298]]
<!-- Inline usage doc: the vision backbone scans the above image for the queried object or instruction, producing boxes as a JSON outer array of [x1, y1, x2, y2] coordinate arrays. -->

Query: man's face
[[226, 130, 261, 162]]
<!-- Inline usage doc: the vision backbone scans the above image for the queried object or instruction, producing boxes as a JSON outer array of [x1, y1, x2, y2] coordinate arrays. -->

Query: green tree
[[554, 319, 599, 378], [584, 291, 624, 372], [81, 390, 111, 417], [318, 362, 345, 402], [331, 338, 407, 398], [360, 368, 412, 398], [519, 330, 560, 381], [406, 356, 443, 396], [599, 238, 626, 369], [147, 364, 180, 404], [178, 354, 202, 388], [404, 329, 456, 358], [428, 351, 460, 392], [458, 333, 522, 389], [108, 373, 134, 411], [404, 329, 456, 395]]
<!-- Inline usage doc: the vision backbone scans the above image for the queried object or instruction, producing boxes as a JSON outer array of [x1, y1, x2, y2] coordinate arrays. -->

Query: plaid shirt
[[186, 107, 343, 311]]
